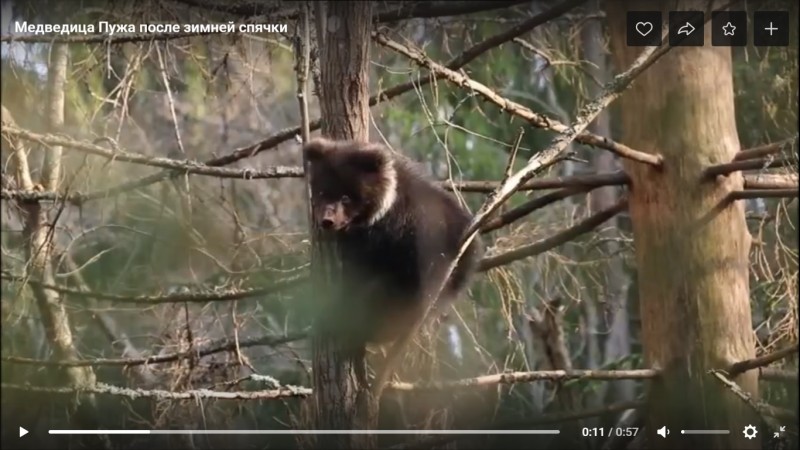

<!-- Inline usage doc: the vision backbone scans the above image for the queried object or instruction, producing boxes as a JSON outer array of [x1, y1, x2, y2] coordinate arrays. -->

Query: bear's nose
[[321, 218, 334, 229]]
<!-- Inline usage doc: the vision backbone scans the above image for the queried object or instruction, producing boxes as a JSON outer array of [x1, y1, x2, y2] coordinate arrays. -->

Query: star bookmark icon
[[712, 11, 747, 46], [722, 22, 736, 36]]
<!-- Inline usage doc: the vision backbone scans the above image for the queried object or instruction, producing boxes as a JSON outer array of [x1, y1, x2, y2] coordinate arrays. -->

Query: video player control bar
[[49, 429, 561, 435]]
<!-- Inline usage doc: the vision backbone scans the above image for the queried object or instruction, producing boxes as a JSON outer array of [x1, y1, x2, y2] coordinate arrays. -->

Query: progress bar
[[50, 429, 561, 435], [681, 430, 730, 435]]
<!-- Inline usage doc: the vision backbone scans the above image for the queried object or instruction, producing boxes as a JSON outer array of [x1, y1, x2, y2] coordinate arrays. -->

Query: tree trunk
[[605, 1, 759, 449], [310, 2, 375, 449]]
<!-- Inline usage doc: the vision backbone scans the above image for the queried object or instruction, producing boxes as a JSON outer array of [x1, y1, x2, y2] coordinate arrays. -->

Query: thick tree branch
[[703, 157, 793, 179], [733, 137, 797, 161], [728, 343, 799, 377], [743, 173, 798, 190], [388, 369, 658, 391]]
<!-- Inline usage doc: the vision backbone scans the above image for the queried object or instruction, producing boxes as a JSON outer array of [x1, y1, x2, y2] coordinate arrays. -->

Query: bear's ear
[[303, 138, 335, 162], [349, 146, 387, 174]]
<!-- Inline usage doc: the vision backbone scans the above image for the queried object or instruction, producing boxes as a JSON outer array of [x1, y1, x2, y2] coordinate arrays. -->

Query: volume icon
[[657, 426, 670, 438]]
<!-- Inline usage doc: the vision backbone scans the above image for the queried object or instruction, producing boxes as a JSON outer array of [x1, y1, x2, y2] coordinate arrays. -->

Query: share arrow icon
[[19, 427, 29, 437]]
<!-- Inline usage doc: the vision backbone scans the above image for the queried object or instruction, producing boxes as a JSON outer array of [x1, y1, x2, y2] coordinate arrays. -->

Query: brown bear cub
[[303, 137, 483, 353]]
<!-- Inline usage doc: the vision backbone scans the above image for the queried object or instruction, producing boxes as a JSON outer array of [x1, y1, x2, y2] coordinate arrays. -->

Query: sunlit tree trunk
[[605, 1, 759, 449]]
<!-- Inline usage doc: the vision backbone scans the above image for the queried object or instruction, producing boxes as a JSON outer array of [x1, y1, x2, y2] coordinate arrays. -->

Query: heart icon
[[635, 21, 653, 37]]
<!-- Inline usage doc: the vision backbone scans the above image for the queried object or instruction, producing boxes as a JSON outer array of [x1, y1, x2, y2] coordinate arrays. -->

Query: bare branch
[[450, 172, 631, 194], [703, 157, 793, 179], [1, 382, 311, 400], [728, 343, 799, 377], [480, 186, 589, 233], [3, 331, 307, 367], [743, 173, 798, 190], [734, 137, 798, 161], [373, 33, 663, 167], [388, 369, 658, 392], [2, 126, 303, 179], [1, 188, 86, 205], [1, 271, 306, 304], [480, 199, 627, 271]]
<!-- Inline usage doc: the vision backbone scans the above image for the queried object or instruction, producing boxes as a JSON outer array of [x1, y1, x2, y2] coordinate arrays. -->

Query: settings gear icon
[[743, 424, 758, 440]]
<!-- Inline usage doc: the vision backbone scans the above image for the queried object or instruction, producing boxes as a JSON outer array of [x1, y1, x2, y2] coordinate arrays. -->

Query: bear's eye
[[340, 195, 351, 205]]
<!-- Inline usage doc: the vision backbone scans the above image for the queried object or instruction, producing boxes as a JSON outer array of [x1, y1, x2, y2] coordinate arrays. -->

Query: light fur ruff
[[368, 156, 397, 225]]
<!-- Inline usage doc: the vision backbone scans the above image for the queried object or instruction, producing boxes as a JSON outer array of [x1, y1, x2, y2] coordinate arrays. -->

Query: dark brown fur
[[304, 138, 483, 349]]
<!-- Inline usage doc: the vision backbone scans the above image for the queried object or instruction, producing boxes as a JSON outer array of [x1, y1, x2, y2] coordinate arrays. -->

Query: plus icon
[[754, 11, 789, 47], [764, 22, 779, 35]]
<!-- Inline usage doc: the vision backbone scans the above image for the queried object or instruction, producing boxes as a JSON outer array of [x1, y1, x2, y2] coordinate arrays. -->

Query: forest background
[[0, 1, 797, 449]]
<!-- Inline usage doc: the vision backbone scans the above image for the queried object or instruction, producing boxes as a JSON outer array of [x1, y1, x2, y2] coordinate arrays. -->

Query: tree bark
[[310, 2, 375, 449], [605, 1, 759, 449]]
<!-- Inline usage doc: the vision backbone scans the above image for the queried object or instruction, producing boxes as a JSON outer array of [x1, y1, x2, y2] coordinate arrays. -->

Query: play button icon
[[19, 427, 28, 437]]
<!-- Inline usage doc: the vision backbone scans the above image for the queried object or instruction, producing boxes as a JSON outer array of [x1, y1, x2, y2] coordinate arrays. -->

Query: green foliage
[[732, 45, 798, 145]]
